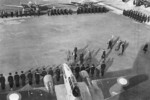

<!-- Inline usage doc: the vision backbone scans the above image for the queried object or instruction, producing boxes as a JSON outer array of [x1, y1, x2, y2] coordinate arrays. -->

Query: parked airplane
[[2, 63, 148, 100]]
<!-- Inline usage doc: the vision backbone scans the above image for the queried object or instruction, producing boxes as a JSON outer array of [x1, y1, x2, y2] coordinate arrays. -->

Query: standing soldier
[[27, 70, 33, 86], [86, 64, 90, 74], [20, 71, 26, 86], [101, 61, 106, 77], [107, 36, 114, 50], [35, 69, 40, 85], [101, 49, 106, 62], [75, 64, 80, 79], [48, 68, 54, 76], [8, 73, 14, 90], [41, 68, 47, 77], [1, 74, 5, 90], [14, 72, 20, 88], [81, 64, 85, 71], [90, 64, 95, 77], [55, 67, 60, 82], [143, 43, 148, 54], [79, 53, 84, 64], [120, 41, 126, 55]]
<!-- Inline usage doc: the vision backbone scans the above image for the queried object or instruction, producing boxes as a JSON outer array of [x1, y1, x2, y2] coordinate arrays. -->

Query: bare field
[[0, 12, 150, 99]]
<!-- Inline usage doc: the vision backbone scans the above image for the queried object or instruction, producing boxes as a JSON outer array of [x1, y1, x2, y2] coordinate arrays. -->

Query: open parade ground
[[0, 3, 150, 99]]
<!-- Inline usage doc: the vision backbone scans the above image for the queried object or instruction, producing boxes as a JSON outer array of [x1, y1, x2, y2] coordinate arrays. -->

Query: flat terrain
[[0, 10, 150, 100]]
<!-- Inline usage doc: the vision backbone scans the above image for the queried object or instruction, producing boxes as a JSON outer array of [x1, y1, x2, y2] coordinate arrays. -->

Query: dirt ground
[[0, 10, 150, 100]]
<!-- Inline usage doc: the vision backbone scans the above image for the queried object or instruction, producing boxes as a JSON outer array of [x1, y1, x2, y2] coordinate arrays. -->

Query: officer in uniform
[[48, 67, 54, 76], [35, 69, 40, 85], [79, 53, 84, 64], [101, 49, 106, 62], [101, 61, 106, 77], [20, 71, 26, 86], [120, 41, 126, 55], [81, 64, 85, 71], [90, 64, 95, 77], [14, 72, 20, 88], [8, 73, 14, 90], [27, 70, 33, 85], [1, 74, 5, 90], [143, 43, 148, 54], [41, 68, 47, 77], [75, 64, 80, 79], [55, 66, 60, 82]]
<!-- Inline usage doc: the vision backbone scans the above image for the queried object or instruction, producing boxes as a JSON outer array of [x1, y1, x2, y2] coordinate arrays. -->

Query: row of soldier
[[0, 10, 40, 18], [0, 67, 61, 91], [123, 9, 150, 23], [47, 9, 73, 16], [77, 6, 108, 14]]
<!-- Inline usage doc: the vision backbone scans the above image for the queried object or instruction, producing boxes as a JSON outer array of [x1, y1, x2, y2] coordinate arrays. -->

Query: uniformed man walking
[[101, 49, 106, 62], [101, 61, 106, 77], [1, 74, 5, 90], [115, 40, 123, 51], [8, 73, 14, 90], [120, 41, 126, 55], [14, 72, 20, 88], [20, 71, 26, 86], [27, 70, 33, 85], [35, 69, 40, 85]]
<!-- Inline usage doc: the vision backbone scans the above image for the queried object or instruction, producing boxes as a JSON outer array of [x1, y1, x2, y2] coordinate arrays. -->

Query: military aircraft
[[1, 63, 148, 100]]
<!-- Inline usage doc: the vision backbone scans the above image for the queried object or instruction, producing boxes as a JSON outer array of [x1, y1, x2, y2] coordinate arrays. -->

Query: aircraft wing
[[3, 4, 23, 8], [91, 74, 148, 100]]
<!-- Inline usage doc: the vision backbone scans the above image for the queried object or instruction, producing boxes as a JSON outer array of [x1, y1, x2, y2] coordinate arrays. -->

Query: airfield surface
[[0, 8, 150, 100]]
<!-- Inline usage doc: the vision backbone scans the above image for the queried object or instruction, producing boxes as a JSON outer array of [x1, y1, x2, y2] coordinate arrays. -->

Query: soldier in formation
[[35, 69, 40, 85], [14, 72, 20, 88], [8, 73, 14, 90], [20, 71, 26, 86]]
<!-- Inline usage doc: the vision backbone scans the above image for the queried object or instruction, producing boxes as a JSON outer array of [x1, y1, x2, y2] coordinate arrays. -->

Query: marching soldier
[[41, 68, 47, 77], [27, 70, 33, 85], [8, 73, 14, 90], [35, 69, 40, 85], [20, 71, 26, 86], [115, 40, 123, 51], [48, 68, 54, 76], [55, 66, 60, 82], [14, 72, 20, 88], [90, 64, 95, 77], [75, 64, 80, 79], [107, 36, 114, 50], [1, 74, 5, 90], [101, 61, 106, 77], [143, 43, 148, 54]]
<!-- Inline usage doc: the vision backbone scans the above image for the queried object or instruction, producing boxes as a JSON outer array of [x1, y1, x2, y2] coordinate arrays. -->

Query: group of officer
[[0, 66, 61, 91], [77, 6, 108, 14], [123, 9, 150, 23], [0, 10, 40, 18], [47, 9, 73, 16]]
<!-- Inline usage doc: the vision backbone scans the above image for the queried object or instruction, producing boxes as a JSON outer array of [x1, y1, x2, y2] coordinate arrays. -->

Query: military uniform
[[8, 73, 14, 89], [1, 74, 5, 90], [27, 71, 33, 85], [101, 62, 106, 77], [41, 68, 47, 77], [48, 68, 54, 76], [101, 50, 106, 62], [143, 43, 148, 54], [55, 67, 60, 81], [75, 64, 80, 79], [20, 71, 26, 86], [14, 72, 20, 87], [35, 69, 40, 85], [90, 64, 95, 77], [120, 41, 126, 55]]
